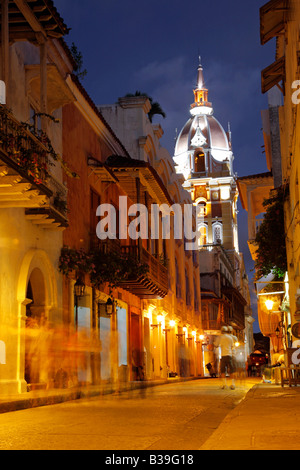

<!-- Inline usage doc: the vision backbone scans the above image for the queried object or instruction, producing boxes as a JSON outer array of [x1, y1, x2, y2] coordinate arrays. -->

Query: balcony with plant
[[59, 245, 150, 295], [0, 105, 77, 230]]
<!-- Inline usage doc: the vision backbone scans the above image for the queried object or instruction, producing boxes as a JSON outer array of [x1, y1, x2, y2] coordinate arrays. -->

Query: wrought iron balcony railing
[[120, 245, 169, 300], [0, 104, 68, 230], [0, 105, 48, 185], [90, 236, 121, 254], [90, 236, 168, 299]]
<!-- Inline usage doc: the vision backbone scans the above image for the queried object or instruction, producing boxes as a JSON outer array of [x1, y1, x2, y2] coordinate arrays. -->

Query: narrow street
[[0, 378, 258, 451]]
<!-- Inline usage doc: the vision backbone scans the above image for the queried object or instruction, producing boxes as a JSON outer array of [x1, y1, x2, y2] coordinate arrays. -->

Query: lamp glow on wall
[[169, 320, 176, 328], [151, 314, 164, 329]]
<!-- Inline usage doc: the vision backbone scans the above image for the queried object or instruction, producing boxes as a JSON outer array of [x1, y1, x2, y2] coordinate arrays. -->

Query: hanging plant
[[90, 249, 149, 290], [0, 106, 79, 184], [58, 246, 149, 291], [58, 247, 95, 277]]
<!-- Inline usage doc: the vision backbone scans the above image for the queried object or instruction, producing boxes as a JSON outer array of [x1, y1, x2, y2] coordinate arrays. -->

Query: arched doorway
[[25, 268, 47, 387], [17, 249, 58, 391]]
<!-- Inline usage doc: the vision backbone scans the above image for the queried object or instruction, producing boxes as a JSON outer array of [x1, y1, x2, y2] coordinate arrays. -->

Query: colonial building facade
[[238, 0, 300, 371], [0, 1, 205, 395], [0, 0, 73, 394], [99, 95, 204, 380]]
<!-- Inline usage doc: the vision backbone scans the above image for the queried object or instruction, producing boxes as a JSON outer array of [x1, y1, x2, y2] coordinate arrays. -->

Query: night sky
[[55, 0, 276, 333]]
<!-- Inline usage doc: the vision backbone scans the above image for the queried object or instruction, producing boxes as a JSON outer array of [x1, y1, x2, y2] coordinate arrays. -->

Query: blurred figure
[[25, 316, 40, 385], [38, 315, 54, 387], [214, 326, 236, 390], [228, 326, 242, 381], [132, 349, 144, 381], [206, 362, 217, 378], [25, 313, 54, 388], [246, 356, 251, 377], [50, 325, 73, 389]]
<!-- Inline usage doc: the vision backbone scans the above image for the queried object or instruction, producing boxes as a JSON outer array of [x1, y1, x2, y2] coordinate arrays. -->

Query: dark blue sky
[[55, 0, 276, 332]]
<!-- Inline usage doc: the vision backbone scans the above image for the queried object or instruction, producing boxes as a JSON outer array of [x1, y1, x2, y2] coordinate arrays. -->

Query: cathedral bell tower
[[173, 59, 239, 255]]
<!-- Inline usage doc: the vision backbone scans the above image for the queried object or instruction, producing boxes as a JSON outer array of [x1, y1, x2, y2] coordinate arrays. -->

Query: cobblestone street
[[0, 379, 256, 450]]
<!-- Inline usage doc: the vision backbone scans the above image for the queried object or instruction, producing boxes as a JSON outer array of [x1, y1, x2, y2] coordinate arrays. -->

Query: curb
[[0, 376, 203, 414], [199, 383, 259, 450]]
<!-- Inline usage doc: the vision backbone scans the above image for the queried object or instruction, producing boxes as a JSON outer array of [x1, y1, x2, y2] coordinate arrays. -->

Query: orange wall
[[62, 102, 114, 252], [61, 102, 141, 322]]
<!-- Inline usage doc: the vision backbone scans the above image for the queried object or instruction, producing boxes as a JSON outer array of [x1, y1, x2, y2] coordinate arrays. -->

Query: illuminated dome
[[174, 114, 232, 163], [174, 60, 233, 179]]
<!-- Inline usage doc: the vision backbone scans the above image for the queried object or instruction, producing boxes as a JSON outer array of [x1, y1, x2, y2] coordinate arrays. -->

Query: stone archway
[[17, 249, 58, 390], [25, 267, 47, 385]]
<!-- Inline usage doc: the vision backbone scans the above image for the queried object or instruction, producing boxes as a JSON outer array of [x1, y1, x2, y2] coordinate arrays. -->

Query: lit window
[[199, 225, 207, 246], [194, 151, 205, 173]]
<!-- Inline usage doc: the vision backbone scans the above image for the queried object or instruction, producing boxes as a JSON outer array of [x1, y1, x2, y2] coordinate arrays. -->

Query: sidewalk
[[200, 382, 300, 450], [0, 376, 199, 414]]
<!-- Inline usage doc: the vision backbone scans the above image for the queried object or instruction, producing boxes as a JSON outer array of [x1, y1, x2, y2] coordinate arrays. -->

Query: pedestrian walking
[[214, 326, 236, 390], [228, 325, 239, 378]]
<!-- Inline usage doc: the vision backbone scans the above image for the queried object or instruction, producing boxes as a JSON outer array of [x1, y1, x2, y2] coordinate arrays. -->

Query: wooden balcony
[[25, 176, 68, 231], [105, 155, 173, 206], [90, 236, 169, 299], [260, 0, 288, 46], [120, 245, 169, 300], [90, 236, 121, 254], [1, 0, 69, 44], [202, 319, 221, 332], [0, 105, 68, 230]]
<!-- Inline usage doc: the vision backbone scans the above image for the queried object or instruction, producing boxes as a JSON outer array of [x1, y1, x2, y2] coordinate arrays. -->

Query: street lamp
[[98, 297, 114, 317], [74, 276, 85, 298], [74, 276, 85, 331], [265, 299, 274, 312], [106, 297, 114, 316]]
